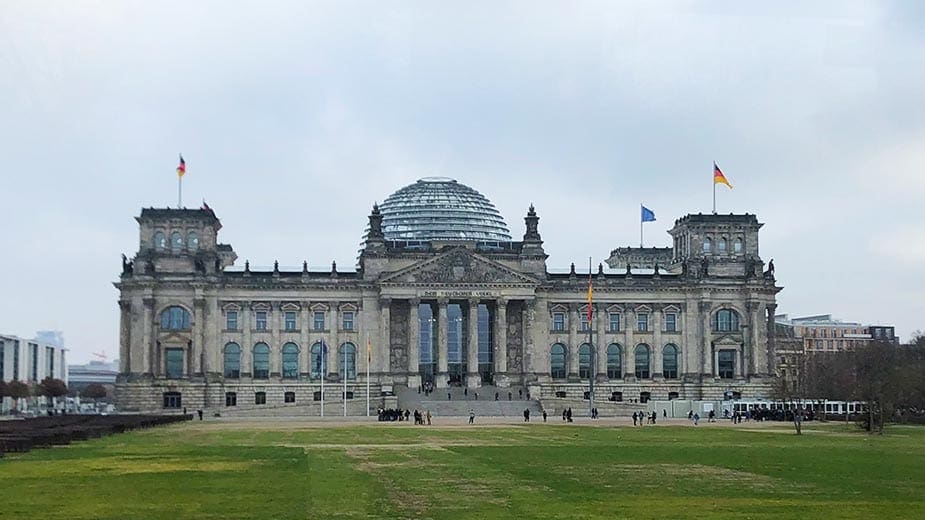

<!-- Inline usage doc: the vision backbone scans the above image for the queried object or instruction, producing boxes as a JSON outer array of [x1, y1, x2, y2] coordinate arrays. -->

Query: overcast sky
[[2, 1, 923, 363]]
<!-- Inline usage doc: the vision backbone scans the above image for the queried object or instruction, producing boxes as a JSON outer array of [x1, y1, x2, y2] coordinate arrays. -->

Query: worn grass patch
[[2, 422, 924, 519]]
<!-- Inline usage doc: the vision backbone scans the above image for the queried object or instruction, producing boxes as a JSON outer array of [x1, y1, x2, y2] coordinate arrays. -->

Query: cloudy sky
[[2, 1, 923, 362]]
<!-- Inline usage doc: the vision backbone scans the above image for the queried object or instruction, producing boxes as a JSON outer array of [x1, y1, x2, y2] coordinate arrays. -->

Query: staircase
[[396, 385, 543, 418]]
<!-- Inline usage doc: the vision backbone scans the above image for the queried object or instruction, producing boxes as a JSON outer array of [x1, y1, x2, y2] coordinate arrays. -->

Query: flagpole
[[320, 339, 325, 418], [712, 163, 717, 214], [588, 256, 594, 419], [640, 204, 644, 247], [343, 345, 348, 417], [366, 333, 371, 418], [178, 175, 182, 209]]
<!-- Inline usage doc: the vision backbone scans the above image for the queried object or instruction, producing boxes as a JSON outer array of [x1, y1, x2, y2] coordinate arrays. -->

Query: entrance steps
[[396, 384, 542, 417]]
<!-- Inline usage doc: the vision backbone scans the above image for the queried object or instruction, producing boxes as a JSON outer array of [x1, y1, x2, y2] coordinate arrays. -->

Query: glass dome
[[378, 177, 512, 242]]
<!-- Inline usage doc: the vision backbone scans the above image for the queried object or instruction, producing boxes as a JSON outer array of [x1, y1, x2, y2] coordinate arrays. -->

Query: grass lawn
[[2, 420, 924, 519]]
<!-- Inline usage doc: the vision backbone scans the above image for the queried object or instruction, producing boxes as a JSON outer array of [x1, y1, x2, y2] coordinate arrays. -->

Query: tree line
[[775, 332, 925, 434]]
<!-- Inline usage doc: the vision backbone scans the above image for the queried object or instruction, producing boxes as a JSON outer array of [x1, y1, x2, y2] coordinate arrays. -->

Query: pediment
[[713, 334, 743, 345], [380, 248, 538, 286]]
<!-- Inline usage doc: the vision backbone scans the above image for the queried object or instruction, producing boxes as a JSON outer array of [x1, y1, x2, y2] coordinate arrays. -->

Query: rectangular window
[[552, 313, 565, 332], [163, 392, 182, 409], [609, 313, 621, 332], [165, 348, 184, 378], [665, 313, 678, 332], [225, 392, 237, 406], [226, 311, 238, 331], [718, 350, 735, 379], [13, 340, 19, 380], [255, 311, 268, 331], [580, 313, 590, 332], [636, 313, 649, 332], [46, 346, 55, 378], [313, 311, 325, 331], [31, 343, 38, 381], [255, 392, 266, 405], [285, 311, 297, 331], [342, 311, 354, 331]]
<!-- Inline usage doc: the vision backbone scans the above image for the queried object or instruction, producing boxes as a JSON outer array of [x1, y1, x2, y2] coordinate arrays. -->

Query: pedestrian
[[495, 392, 499, 401], [464, 388, 468, 397], [632, 411, 637, 426], [508, 391, 512, 401], [693, 413, 700, 426], [183, 407, 187, 415], [474, 392, 478, 400], [651, 411, 656, 425], [542, 410, 548, 422], [468, 408, 475, 424], [519, 389, 523, 399], [663, 409, 667, 419], [523, 409, 530, 422], [426, 410, 432, 425], [566, 407, 573, 423], [197, 409, 203, 421], [448, 392, 452, 400], [688, 409, 694, 421], [562, 409, 567, 421]]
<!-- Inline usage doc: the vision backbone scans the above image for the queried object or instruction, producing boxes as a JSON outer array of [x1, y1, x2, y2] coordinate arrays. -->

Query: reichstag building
[[115, 177, 781, 412]]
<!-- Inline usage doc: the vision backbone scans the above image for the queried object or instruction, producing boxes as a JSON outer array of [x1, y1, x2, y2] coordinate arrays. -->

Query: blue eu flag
[[641, 205, 656, 222]]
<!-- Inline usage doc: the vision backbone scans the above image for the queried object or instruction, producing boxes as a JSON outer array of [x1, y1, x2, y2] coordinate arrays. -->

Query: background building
[[775, 314, 898, 353], [1, 332, 68, 411], [115, 178, 781, 413]]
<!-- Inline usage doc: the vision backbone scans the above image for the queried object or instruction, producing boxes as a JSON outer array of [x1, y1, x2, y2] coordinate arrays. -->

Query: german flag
[[177, 154, 186, 178], [713, 162, 731, 188]]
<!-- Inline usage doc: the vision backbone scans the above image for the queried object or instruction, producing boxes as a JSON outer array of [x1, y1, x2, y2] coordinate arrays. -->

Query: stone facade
[[115, 204, 781, 412]]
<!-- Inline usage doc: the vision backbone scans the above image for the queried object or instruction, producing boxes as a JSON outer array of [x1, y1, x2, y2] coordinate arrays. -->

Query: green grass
[[3, 422, 924, 519]]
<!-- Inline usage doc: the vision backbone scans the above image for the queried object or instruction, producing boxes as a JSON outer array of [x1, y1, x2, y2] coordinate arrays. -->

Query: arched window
[[170, 231, 183, 253], [160, 306, 191, 330], [282, 342, 299, 379], [634, 344, 650, 379], [606, 343, 622, 379], [734, 237, 743, 254], [703, 237, 712, 253], [578, 343, 592, 379], [153, 231, 166, 250], [718, 237, 727, 253], [310, 342, 326, 379], [187, 231, 199, 252], [713, 309, 740, 332], [663, 344, 679, 379], [223, 343, 241, 379], [550, 343, 566, 379], [339, 343, 357, 380], [253, 343, 270, 379]]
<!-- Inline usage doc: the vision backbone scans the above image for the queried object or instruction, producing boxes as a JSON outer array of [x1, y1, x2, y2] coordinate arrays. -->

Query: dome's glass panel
[[378, 177, 511, 242]]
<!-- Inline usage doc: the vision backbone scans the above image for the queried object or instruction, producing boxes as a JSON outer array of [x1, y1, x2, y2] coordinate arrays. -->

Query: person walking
[[523, 409, 530, 422], [197, 409, 203, 421], [426, 410, 432, 426], [468, 408, 475, 424], [542, 410, 547, 422], [632, 411, 637, 426]]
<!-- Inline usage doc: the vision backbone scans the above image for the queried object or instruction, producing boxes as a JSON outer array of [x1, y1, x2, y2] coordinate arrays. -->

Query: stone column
[[623, 308, 635, 380], [380, 298, 391, 377], [466, 299, 481, 387], [270, 304, 281, 378], [407, 299, 420, 387], [241, 302, 252, 377], [595, 304, 607, 379], [761, 303, 776, 377], [436, 298, 449, 387], [192, 298, 206, 377], [524, 301, 536, 381], [300, 303, 310, 376], [142, 297, 155, 375], [652, 307, 663, 379], [206, 295, 220, 377], [119, 300, 132, 374], [700, 302, 713, 378], [494, 299, 508, 376], [327, 304, 339, 377], [567, 304, 579, 379]]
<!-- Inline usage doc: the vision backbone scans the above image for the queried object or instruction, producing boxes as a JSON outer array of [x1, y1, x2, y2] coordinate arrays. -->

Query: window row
[[153, 230, 199, 253], [158, 306, 358, 333], [224, 310, 354, 332], [222, 342, 359, 380], [702, 236, 744, 255], [549, 343, 681, 380], [551, 311, 680, 333], [224, 390, 354, 407]]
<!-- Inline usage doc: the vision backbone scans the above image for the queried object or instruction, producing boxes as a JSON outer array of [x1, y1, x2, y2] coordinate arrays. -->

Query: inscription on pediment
[[384, 249, 535, 285]]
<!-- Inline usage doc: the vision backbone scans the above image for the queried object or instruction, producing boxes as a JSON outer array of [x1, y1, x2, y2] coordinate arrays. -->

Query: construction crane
[[92, 351, 108, 361]]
